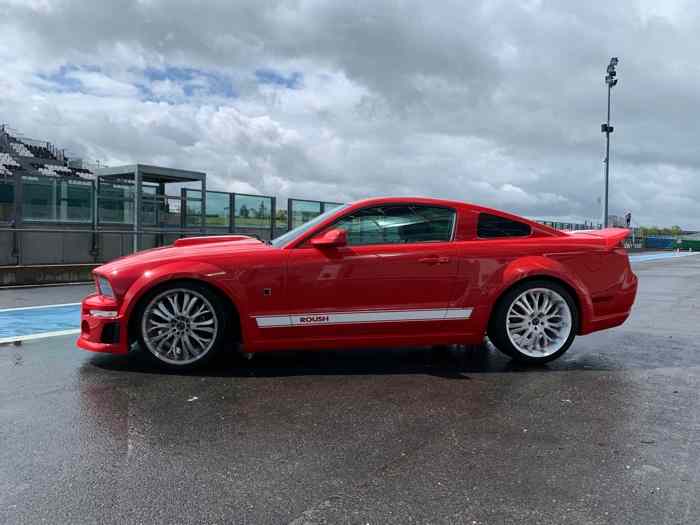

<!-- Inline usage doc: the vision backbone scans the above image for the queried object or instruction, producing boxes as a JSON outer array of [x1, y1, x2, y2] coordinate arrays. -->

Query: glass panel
[[0, 179, 14, 222], [99, 180, 134, 200], [63, 179, 92, 222], [333, 205, 455, 245], [235, 194, 272, 229], [323, 202, 344, 212], [185, 196, 202, 227], [99, 198, 134, 224], [161, 196, 181, 227], [97, 179, 134, 224], [22, 176, 93, 223], [290, 200, 322, 229], [205, 191, 230, 227], [22, 176, 55, 221], [141, 198, 157, 226], [275, 208, 288, 230]]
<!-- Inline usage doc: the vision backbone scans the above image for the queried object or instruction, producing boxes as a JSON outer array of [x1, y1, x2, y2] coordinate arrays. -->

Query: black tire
[[134, 281, 230, 371], [488, 280, 578, 364]]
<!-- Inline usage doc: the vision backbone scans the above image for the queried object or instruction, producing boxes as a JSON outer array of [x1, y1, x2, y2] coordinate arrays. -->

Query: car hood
[[96, 235, 272, 276]]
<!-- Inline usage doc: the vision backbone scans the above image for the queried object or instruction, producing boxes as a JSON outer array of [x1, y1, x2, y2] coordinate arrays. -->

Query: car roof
[[284, 196, 565, 248], [344, 196, 564, 236], [346, 196, 514, 214]]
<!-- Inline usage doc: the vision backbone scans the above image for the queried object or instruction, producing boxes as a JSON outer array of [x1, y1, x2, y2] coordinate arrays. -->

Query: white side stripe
[[444, 308, 474, 319], [253, 308, 473, 328], [255, 315, 293, 328]]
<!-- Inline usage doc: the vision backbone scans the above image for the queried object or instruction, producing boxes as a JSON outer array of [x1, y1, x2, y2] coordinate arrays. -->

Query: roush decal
[[253, 308, 473, 328], [299, 315, 331, 324]]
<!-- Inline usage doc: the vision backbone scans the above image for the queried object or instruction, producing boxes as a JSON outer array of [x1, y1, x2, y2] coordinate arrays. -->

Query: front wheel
[[488, 281, 578, 364], [137, 283, 228, 370]]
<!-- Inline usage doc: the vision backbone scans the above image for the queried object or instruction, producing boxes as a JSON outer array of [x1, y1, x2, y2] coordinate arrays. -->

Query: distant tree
[[639, 225, 683, 237], [239, 204, 249, 218]]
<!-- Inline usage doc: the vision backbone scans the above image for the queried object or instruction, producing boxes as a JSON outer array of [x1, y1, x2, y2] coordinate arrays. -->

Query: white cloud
[[67, 70, 140, 98], [0, 0, 698, 227]]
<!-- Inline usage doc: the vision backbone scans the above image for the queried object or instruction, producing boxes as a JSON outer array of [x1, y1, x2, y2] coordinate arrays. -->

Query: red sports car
[[77, 197, 637, 369]]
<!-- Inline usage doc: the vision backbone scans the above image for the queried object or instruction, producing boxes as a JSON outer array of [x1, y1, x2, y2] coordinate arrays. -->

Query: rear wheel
[[489, 281, 578, 364], [137, 283, 228, 370]]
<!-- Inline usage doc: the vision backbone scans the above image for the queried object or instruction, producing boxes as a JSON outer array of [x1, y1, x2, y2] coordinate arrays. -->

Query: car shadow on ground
[[86, 341, 637, 379]]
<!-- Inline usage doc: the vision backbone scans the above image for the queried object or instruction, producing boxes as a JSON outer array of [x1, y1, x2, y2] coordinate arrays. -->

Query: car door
[[262, 204, 464, 342]]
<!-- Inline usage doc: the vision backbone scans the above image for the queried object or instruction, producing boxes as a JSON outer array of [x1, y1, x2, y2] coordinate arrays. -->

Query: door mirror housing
[[311, 228, 347, 248]]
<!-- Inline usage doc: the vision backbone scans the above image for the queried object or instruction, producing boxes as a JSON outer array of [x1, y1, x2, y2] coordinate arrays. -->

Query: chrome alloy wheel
[[505, 287, 573, 358], [141, 288, 218, 365]]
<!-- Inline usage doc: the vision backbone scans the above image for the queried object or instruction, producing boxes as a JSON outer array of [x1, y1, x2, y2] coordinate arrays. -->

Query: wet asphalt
[[1, 259, 700, 524]]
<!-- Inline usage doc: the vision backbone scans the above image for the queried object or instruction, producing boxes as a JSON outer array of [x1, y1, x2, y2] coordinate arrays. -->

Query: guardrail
[[0, 226, 285, 266]]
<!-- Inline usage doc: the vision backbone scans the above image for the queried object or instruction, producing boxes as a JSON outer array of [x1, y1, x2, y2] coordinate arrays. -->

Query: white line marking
[[0, 329, 80, 344], [254, 308, 473, 328], [0, 281, 92, 290], [0, 302, 81, 313], [629, 252, 700, 263]]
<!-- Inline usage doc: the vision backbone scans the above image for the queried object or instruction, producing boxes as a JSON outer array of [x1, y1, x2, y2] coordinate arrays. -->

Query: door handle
[[419, 256, 450, 264]]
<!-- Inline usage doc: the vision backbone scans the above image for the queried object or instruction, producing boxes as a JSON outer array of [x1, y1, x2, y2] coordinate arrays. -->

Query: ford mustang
[[77, 197, 638, 369]]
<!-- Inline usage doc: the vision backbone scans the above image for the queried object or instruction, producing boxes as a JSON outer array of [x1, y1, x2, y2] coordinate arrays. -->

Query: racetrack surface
[[1, 257, 700, 524]]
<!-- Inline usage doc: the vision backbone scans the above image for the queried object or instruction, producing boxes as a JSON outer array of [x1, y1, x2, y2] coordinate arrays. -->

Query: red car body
[[77, 197, 637, 358]]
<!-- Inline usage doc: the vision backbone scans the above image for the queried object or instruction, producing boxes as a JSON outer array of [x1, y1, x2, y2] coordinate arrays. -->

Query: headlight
[[97, 276, 114, 298]]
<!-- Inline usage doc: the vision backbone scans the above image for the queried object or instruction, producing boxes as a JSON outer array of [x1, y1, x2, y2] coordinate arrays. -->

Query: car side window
[[333, 205, 455, 246], [477, 213, 531, 238]]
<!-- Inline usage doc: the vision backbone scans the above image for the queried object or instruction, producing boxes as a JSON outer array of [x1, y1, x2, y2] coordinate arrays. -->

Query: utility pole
[[601, 57, 619, 228]]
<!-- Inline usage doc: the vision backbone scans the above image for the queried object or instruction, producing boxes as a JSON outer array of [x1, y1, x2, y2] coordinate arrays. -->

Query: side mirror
[[311, 228, 347, 248]]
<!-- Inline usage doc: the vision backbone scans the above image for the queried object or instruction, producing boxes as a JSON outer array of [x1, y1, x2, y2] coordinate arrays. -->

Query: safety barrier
[[644, 236, 677, 250], [0, 226, 286, 266], [680, 240, 700, 251]]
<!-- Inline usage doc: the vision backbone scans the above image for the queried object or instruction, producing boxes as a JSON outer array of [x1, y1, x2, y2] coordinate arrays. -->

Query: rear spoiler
[[566, 228, 630, 249]]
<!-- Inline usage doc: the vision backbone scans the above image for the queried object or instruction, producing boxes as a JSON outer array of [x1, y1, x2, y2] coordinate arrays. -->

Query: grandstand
[[0, 125, 94, 181]]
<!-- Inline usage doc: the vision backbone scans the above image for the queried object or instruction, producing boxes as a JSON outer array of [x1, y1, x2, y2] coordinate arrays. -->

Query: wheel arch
[[483, 255, 594, 336], [487, 275, 584, 335], [123, 271, 244, 348]]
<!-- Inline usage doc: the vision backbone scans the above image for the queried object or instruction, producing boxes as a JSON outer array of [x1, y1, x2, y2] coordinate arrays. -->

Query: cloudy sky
[[1, 0, 698, 227]]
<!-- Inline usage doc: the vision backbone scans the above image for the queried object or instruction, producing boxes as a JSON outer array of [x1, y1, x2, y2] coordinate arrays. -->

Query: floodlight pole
[[601, 57, 619, 228]]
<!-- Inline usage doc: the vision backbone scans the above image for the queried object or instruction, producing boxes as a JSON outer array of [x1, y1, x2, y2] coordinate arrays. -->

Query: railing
[[537, 220, 602, 231], [0, 226, 286, 267], [15, 137, 44, 147]]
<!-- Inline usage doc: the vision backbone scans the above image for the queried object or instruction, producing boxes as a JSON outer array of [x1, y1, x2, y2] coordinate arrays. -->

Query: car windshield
[[270, 204, 350, 247]]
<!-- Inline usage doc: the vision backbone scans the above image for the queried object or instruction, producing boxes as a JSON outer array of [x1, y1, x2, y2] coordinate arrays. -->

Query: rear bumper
[[75, 293, 129, 355], [580, 270, 638, 335]]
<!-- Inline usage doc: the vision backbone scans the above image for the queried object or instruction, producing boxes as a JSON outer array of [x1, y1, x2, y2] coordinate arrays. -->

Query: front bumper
[[76, 293, 129, 355]]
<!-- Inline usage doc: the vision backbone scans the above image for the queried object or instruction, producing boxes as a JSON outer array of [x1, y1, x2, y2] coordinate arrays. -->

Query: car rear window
[[477, 213, 531, 238]]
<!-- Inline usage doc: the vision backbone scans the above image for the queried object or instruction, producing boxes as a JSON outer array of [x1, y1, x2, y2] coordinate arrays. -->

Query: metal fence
[[0, 174, 338, 239], [537, 220, 601, 231], [0, 226, 285, 266], [4, 177, 659, 266]]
